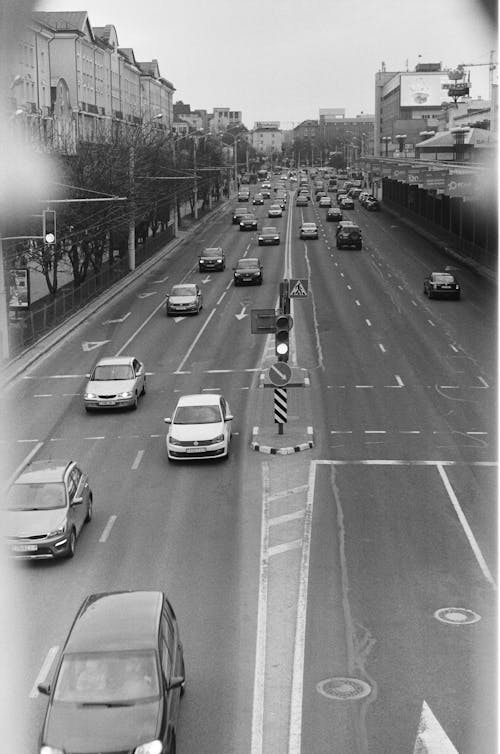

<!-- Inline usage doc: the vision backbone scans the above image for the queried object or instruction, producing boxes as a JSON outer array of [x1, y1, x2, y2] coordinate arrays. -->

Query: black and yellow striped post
[[274, 387, 288, 435]]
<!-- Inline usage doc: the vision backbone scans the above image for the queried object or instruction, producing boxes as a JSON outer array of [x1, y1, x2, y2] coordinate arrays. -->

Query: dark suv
[[336, 222, 362, 250], [38, 590, 185, 754], [4, 459, 93, 559]]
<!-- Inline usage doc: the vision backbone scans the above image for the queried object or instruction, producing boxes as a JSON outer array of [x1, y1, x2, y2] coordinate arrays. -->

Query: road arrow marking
[[152, 275, 169, 283], [235, 305, 248, 320], [102, 312, 131, 324], [137, 292, 157, 299], [413, 701, 458, 753], [202, 275, 212, 284], [82, 340, 110, 351]]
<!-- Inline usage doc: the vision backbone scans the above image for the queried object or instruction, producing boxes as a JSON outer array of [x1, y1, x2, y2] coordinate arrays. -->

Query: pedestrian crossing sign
[[289, 278, 309, 297]]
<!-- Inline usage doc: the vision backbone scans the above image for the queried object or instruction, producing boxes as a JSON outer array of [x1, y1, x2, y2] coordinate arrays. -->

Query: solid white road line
[[115, 297, 167, 356], [175, 308, 217, 373], [6, 441, 44, 486], [436, 463, 496, 589], [250, 463, 271, 754], [288, 460, 315, 754]]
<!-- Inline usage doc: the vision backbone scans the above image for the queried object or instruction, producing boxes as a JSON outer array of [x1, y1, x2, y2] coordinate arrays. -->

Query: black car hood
[[42, 699, 162, 751]]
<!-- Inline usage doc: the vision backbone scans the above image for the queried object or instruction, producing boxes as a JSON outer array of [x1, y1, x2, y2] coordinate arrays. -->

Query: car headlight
[[41, 746, 65, 754], [212, 434, 224, 442], [47, 524, 66, 537], [134, 741, 163, 754], [85, 392, 97, 399], [118, 391, 133, 398], [217, 258, 222, 263], [168, 435, 181, 444]]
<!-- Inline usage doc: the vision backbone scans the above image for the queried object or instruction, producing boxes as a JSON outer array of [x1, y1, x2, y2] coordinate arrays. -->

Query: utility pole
[[128, 144, 136, 271], [193, 138, 198, 221], [0, 232, 10, 359]]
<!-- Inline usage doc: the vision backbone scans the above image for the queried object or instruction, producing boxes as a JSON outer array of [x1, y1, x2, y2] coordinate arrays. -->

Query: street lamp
[[381, 136, 391, 157], [222, 131, 240, 192], [395, 134, 407, 155]]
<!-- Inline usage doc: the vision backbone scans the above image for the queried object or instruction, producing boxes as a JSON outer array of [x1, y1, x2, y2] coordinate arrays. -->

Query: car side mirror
[[164, 417, 172, 424], [169, 675, 185, 691], [225, 413, 234, 421], [85, 373, 90, 379], [37, 681, 50, 696], [72, 495, 83, 505]]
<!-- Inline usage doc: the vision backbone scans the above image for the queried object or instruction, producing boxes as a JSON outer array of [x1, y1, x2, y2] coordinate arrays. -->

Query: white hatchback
[[165, 394, 233, 461]]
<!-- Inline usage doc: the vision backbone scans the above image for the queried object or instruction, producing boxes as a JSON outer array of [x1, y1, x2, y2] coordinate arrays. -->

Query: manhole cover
[[434, 607, 481, 625], [316, 677, 371, 701]]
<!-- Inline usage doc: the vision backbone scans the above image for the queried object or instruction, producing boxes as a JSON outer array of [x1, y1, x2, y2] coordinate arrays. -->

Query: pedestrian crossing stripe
[[289, 279, 308, 297]]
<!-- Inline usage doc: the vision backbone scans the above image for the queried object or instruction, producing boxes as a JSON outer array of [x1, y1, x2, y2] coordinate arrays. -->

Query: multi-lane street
[[2, 173, 496, 753]]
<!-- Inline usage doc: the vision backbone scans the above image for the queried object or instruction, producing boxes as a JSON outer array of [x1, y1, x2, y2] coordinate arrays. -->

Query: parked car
[[336, 222, 362, 249], [423, 271, 461, 299], [239, 213, 258, 230], [4, 459, 93, 559], [166, 283, 202, 315], [84, 356, 146, 411], [198, 246, 225, 271], [258, 226, 280, 245], [165, 393, 233, 460], [299, 222, 319, 240], [365, 197, 380, 211], [37, 591, 185, 753], [326, 207, 343, 221]]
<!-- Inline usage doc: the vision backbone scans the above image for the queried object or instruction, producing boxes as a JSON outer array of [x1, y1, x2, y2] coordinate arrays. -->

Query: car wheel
[[428, 290, 433, 299], [455, 293, 461, 300], [66, 528, 76, 558], [336, 242, 341, 249], [132, 394, 138, 410], [85, 495, 93, 523], [85, 406, 92, 413], [198, 266, 203, 273], [141, 378, 146, 396], [258, 241, 262, 246], [258, 278, 263, 285], [180, 657, 186, 696], [169, 733, 176, 754]]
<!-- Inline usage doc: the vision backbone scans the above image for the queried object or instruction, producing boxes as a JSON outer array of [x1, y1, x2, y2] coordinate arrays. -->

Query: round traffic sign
[[269, 362, 292, 386]]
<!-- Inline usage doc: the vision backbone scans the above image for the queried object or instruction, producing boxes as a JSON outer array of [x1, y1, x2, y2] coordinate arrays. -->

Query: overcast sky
[[28, 0, 498, 127]]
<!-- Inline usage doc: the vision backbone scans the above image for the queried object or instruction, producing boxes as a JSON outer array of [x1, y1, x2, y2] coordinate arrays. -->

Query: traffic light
[[43, 209, 56, 245], [275, 313, 292, 362]]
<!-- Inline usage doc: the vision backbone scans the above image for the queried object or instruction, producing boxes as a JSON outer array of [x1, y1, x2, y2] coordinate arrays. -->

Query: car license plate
[[186, 447, 205, 453], [12, 544, 37, 552], [100, 400, 116, 406], [441, 285, 451, 289]]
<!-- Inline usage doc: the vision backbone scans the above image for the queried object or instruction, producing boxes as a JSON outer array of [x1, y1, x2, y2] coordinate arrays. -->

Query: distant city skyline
[[32, 0, 496, 129]]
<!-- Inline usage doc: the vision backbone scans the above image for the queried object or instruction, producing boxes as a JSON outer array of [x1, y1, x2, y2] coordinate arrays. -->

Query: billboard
[[8, 268, 30, 310], [400, 74, 449, 107]]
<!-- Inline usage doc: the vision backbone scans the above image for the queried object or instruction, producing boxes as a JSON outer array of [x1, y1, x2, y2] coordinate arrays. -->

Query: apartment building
[[7, 10, 175, 153]]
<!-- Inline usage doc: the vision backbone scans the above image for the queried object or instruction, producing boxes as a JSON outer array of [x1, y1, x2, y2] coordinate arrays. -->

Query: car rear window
[[432, 273, 455, 283]]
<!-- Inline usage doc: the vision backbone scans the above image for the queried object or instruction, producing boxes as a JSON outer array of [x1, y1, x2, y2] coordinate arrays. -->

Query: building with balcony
[[209, 107, 242, 133]]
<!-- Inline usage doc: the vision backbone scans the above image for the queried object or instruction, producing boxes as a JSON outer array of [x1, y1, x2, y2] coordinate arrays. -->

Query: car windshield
[[53, 650, 160, 704], [237, 260, 258, 269], [270, 205, 280, 210], [201, 249, 221, 257], [174, 404, 222, 424], [433, 273, 455, 283], [92, 364, 134, 381], [242, 214, 255, 220], [5, 482, 66, 511], [263, 227, 277, 233], [171, 286, 195, 297]]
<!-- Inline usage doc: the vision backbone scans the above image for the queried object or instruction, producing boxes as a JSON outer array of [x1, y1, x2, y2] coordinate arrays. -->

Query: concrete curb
[[1, 199, 233, 386], [251, 426, 314, 455]]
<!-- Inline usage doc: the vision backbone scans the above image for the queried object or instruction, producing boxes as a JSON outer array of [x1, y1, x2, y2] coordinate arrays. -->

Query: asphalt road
[[1, 179, 496, 753]]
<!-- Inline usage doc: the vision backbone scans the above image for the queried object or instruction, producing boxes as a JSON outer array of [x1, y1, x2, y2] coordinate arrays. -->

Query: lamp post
[[381, 136, 391, 157], [395, 133, 407, 155], [222, 131, 240, 194]]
